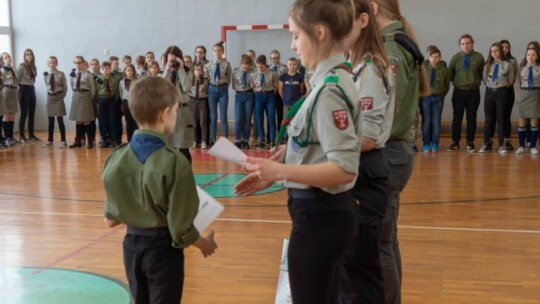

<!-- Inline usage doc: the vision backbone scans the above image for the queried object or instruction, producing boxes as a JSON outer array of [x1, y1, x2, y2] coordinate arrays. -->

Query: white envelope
[[193, 186, 225, 232], [206, 136, 247, 165]]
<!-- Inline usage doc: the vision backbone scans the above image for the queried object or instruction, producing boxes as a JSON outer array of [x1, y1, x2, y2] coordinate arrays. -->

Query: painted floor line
[[2, 210, 539, 234]]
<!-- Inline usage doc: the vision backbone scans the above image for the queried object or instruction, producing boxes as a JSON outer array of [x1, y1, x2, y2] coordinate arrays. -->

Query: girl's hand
[[234, 172, 274, 196], [269, 144, 286, 162], [242, 156, 286, 182]]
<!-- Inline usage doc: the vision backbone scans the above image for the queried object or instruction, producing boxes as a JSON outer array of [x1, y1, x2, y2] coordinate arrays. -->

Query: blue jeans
[[208, 84, 229, 141], [234, 91, 254, 142], [255, 92, 276, 142], [421, 95, 444, 145]]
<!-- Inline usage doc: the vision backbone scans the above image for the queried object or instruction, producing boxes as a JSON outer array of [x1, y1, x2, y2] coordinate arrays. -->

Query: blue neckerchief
[[214, 62, 221, 82], [260, 72, 265, 88], [430, 68, 436, 86], [492, 63, 499, 82], [241, 71, 247, 86], [130, 134, 166, 164], [463, 54, 470, 70], [273, 65, 277, 72], [528, 66, 534, 89]]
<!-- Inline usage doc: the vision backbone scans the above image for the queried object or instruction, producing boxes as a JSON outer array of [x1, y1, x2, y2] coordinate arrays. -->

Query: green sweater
[[103, 129, 200, 248], [449, 51, 485, 88], [424, 60, 451, 96]]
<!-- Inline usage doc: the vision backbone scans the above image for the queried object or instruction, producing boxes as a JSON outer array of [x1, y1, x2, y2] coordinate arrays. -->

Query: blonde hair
[[129, 76, 179, 125]]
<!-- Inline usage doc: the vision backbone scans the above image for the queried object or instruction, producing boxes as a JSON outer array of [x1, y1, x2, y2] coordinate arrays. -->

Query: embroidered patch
[[388, 54, 401, 63], [361, 97, 374, 111], [333, 110, 349, 130], [391, 64, 398, 76]]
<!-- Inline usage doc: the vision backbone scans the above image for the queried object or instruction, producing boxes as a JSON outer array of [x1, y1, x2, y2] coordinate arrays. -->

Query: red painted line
[[252, 24, 268, 30], [32, 226, 123, 275], [200, 173, 233, 189]]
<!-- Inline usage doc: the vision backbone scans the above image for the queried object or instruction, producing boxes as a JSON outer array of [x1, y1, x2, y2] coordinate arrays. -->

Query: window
[[0, 0, 11, 56]]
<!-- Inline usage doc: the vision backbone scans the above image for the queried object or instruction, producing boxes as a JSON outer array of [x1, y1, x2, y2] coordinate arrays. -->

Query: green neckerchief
[[275, 62, 353, 148]]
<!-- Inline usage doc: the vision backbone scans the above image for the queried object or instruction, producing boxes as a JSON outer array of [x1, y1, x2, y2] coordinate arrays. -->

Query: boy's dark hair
[[213, 41, 225, 51], [122, 55, 132, 61], [428, 46, 441, 56], [287, 57, 298, 63], [109, 56, 119, 62], [459, 34, 474, 45], [240, 54, 253, 66], [101, 61, 111, 68], [135, 55, 146, 67], [256, 55, 267, 65], [129, 76, 179, 125]]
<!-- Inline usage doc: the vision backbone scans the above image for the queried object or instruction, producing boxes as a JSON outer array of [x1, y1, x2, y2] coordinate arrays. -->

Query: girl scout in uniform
[[340, 0, 395, 302], [515, 47, 540, 155], [120, 64, 138, 142], [17, 48, 39, 142], [206, 41, 232, 145], [162, 45, 194, 163], [69, 55, 97, 149], [479, 43, 515, 154], [501, 40, 519, 150], [372, 0, 426, 303], [252, 55, 278, 149], [235, 0, 362, 302], [42, 56, 68, 148], [0, 58, 6, 147], [189, 62, 209, 149], [1, 52, 19, 146], [148, 61, 160, 76], [232, 55, 255, 149]]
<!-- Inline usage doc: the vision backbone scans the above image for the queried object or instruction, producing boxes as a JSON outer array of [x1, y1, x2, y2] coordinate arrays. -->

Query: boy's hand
[[194, 230, 217, 258]]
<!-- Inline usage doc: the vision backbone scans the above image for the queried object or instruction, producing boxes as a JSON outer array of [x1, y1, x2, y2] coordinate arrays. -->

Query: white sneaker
[[201, 142, 207, 149], [191, 141, 197, 149], [531, 147, 539, 155], [42, 142, 53, 148], [515, 147, 525, 154], [498, 146, 507, 154], [59, 142, 67, 148]]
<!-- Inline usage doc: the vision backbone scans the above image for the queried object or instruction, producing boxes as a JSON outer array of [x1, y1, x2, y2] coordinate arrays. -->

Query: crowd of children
[[0, 46, 308, 151]]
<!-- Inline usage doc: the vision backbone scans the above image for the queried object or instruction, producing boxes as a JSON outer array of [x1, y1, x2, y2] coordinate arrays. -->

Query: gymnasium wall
[[9, 0, 540, 130]]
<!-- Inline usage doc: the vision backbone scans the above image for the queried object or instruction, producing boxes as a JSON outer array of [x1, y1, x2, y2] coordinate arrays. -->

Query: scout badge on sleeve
[[361, 97, 374, 111], [333, 109, 349, 130]]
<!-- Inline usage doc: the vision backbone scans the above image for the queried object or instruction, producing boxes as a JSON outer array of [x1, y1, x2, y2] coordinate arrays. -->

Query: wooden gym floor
[[0, 131, 539, 303]]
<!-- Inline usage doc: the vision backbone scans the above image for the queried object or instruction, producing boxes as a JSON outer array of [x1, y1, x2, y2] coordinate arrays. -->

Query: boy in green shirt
[[102, 76, 217, 303]]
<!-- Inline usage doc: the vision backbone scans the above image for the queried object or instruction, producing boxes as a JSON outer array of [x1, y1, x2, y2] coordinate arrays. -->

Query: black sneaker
[[478, 142, 493, 153], [29, 135, 41, 141], [234, 142, 242, 149], [68, 141, 82, 149], [505, 141, 514, 151], [466, 143, 476, 153], [446, 142, 459, 151], [257, 142, 267, 150]]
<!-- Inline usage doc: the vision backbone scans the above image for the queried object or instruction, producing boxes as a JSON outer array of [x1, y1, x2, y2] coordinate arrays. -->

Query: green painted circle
[[194, 173, 284, 198], [0, 267, 131, 304]]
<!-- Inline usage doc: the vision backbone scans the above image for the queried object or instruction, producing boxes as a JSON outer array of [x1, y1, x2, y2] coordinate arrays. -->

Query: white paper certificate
[[193, 186, 225, 232], [206, 136, 247, 165]]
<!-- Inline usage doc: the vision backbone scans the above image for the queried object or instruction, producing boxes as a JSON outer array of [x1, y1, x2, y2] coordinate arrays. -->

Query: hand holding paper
[[206, 137, 248, 165]]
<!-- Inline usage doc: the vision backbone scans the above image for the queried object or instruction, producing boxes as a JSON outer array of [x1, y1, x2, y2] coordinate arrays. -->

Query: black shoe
[[478, 142, 493, 153], [466, 143, 476, 153], [29, 135, 41, 141], [99, 141, 110, 148], [110, 142, 118, 149], [505, 141, 514, 151], [446, 142, 459, 151], [234, 142, 242, 149], [87, 142, 94, 149], [257, 142, 267, 150], [411, 146, 418, 153], [241, 142, 250, 150], [69, 141, 82, 149]]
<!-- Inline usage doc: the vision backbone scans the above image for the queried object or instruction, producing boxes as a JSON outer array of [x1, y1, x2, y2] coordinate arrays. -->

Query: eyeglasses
[[271, 57, 280, 60], [73, 61, 83, 64]]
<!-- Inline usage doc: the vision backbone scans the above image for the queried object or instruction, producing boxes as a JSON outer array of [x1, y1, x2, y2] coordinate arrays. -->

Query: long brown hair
[[520, 41, 540, 67], [372, 0, 428, 96], [349, 0, 388, 74], [22, 48, 36, 78], [289, 0, 355, 68], [485, 42, 506, 70]]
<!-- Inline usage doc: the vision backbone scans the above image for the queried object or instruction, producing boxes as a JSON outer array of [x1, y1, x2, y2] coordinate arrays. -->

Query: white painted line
[[399, 225, 540, 234], [2, 210, 540, 234]]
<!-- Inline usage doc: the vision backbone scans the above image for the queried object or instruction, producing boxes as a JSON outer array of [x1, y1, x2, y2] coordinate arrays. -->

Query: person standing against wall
[[17, 48, 39, 142], [447, 34, 485, 153], [500, 39, 519, 150]]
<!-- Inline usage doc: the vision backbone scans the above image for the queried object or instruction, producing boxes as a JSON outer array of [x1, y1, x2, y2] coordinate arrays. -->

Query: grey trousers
[[381, 140, 414, 304]]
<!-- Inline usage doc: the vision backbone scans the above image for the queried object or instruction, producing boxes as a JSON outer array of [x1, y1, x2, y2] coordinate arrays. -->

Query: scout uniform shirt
[[449, 51, 485, 89], [518, 64, 540, 89], [284, 53, 362, 194], [110, 70, 123, 99], [189, 77, 209, 98], [16, 64, 36, 86], [205, 59, 232, 86], [44, 69, 67, 98], [70, 69, 97, 98], [119, 78, 134, 101], [232, 67, 254, 92], [381, 21, 420, 140], [252, 69, 277, 92], [423, 60, 451, 96], [96, 74, 120, 98], [1, 65, 18, 87], [483, 60, 515, 89], [102, 129, 200, 248], [269, 63, 288, 78], [353, 55, 395, 149]]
